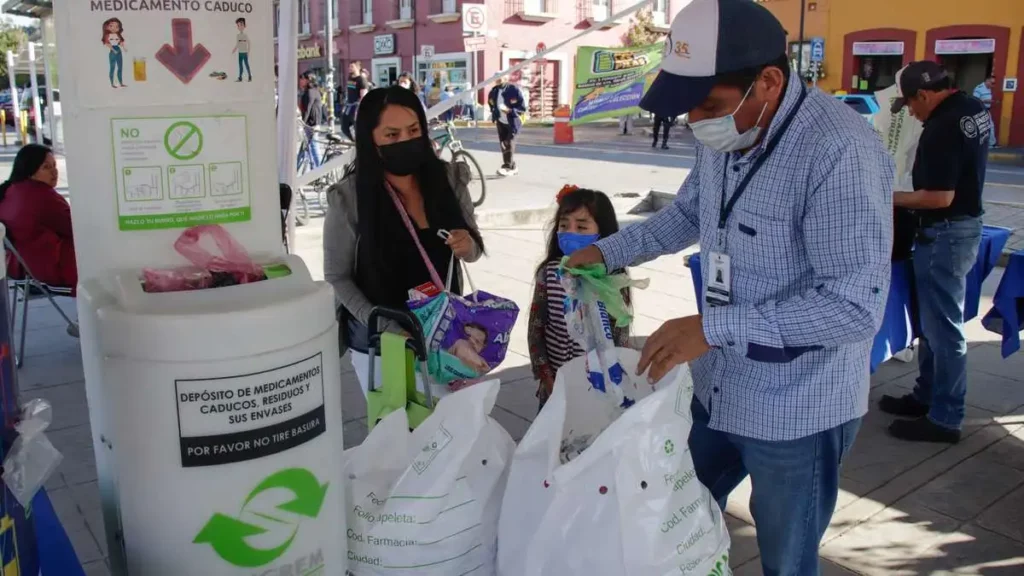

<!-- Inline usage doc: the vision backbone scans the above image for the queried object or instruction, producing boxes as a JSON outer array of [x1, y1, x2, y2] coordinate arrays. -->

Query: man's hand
[[638, 315, 711, 383], [446, 229, 476, 260], [564, 245, 605, 269]]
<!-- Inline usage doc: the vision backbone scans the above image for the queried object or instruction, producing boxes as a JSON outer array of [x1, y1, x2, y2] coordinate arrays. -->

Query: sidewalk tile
[[69, 480, 108, 556], [977, 426, 1024, 471], [47, 423, 98, 486], [915, 523, 1024, 575], [975, 484, 1024, 543], [343, 418, 368, 450], [490, 405, 531, 442], [902, 455, 1024, 521], [496, 378, 541, 422], [820, 501, 962, 575], [16, 349, 85, 390], [25, 380, 90, 432]]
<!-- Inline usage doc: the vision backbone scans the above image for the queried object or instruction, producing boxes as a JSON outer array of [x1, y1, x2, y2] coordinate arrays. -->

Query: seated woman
[[324, 85, 484, 397], [0, 144, 77, 290]]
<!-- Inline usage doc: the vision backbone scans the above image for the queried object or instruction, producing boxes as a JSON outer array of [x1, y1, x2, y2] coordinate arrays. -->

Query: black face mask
[[379, 139, 426, 177]]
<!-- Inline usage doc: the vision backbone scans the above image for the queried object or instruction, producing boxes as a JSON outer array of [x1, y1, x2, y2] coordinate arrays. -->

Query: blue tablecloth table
[[686, 225, 1011, 373], [982, 248, 1024, 358]]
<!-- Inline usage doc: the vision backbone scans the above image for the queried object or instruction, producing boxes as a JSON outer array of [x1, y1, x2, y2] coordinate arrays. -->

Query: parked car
[[3, 87, 59, 127], [834, 93, 879, 124]]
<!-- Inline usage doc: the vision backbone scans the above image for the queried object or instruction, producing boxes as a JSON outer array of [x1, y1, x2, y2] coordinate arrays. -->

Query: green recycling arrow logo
[[193, 467, 328, 568]]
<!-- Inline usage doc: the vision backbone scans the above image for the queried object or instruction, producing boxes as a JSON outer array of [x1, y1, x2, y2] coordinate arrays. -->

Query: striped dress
[[528, 261, 630, 406]]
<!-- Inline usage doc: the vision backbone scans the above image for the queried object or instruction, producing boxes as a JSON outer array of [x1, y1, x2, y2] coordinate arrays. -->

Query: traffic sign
[[421, 45, 435, 59], [462, 3, 488, 35], [536, 42, 547, 62], [464, 36, 486, 52], [810, 37, 825, 63]]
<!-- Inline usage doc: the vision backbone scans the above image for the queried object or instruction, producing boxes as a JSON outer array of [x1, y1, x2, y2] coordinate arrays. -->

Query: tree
[[621, 8, 665, 47], [0, 19, 26, 81]]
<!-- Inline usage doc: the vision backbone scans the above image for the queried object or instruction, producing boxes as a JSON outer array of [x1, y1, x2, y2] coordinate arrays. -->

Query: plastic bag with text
[[344, 380, 515, 575], [497, 349, 732, 576], [142, 224, 267, 292], [873, 83, 923, 193], [558, 259, 649, 412], [2, 399, 63, 508]]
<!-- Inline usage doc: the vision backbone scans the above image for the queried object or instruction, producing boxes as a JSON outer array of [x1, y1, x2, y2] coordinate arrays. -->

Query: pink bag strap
[[385, 181, 446, 291]]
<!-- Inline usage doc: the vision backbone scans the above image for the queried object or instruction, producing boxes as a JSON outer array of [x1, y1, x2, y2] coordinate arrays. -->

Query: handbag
[[385, 182, 520, 386]]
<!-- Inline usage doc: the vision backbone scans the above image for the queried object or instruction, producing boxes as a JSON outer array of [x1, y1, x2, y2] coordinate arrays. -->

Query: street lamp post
[[325, 0, 335, 129], [796, 0, 806, 81]]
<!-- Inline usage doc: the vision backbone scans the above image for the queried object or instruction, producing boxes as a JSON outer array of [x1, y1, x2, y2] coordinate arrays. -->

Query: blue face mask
[[557, 232, 600, 255]]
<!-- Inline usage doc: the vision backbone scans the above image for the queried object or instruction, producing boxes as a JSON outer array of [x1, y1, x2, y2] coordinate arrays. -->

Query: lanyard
[[718, 87, 808, 233]]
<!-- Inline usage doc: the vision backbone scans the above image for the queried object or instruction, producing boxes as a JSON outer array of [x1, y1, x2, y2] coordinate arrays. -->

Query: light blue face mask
[[689, 82, 769, 153]]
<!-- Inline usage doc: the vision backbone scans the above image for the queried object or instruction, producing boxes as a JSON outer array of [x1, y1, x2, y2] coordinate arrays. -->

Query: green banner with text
[[570, 43, 664, 125]]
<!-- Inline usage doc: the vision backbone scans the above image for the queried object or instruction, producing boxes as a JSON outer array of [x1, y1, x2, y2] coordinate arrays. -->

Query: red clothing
[[0, 179, 77, 288]]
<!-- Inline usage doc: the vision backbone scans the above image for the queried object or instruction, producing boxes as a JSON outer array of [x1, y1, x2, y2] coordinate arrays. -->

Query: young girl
[[528, 185, 631, 409]]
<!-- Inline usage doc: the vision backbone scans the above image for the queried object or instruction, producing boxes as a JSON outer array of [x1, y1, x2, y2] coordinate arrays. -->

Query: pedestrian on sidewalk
[[618, 114, 634, 135], [652, 114, 673, 149], [340, 61, 368, 142], [323, 86, 484, 396], [565, 1, 893, 573], [488, 76, 526, 177], [972, 74, 998, 148], [528, 185, 631, 410], [881, 62, 989, 444]]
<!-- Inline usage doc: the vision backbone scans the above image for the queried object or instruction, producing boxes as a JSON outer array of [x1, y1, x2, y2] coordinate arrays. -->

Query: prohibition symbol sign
[[464, 5, 486, 33], [164, 121, 204, 161]]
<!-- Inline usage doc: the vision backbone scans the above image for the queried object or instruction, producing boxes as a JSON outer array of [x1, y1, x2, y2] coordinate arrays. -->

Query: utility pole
[[796, 0, 806, 81], [325, 0, 336, 129]]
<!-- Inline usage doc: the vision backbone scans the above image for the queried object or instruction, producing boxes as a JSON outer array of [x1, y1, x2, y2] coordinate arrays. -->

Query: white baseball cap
[[640, 0, 788, 117]]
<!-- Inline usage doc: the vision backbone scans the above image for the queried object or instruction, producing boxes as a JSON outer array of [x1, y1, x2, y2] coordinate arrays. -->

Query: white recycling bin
[[78, 255, 345, 575]]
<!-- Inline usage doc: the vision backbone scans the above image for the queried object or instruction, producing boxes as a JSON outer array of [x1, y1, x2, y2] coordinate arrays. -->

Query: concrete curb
[[990, 149, 1024, 166]]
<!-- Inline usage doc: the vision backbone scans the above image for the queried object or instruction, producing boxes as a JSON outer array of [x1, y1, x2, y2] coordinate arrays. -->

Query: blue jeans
[[689, 398, 861, 576], [109, 49, 123, 86], [238, 52, 251, 80], [912, 217, 983, 430]]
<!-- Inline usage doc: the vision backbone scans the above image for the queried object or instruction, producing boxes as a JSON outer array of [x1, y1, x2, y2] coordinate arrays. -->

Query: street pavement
[[9, 138, 1024, 574]]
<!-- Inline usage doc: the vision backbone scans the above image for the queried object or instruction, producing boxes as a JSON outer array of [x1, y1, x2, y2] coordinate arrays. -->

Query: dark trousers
[[497, 122, 516, 169], [653, 116, 672, 145], [341, 106, 357, 141]]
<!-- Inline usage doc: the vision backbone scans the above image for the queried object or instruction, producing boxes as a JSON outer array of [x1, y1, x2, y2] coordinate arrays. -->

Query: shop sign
[[374, 34, 396, 56], [935, 38, 996, 55], [852, 41, 904, 56], [298, 44, 322, 60]]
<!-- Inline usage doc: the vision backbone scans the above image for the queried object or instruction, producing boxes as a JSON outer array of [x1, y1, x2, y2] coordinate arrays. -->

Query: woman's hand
[[446, 229, 476, 260]]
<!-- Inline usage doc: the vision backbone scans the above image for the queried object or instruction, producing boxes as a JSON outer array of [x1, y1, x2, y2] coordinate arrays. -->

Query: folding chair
[[4, 237, 78, 368]]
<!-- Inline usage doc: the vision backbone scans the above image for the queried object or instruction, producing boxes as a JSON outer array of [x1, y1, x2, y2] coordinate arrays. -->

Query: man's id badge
[[705, 251, 732, 307]]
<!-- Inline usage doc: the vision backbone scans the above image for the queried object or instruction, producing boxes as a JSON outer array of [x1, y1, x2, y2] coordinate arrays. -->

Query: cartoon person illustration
[[232, 18, 252, 82], [102, 18, 126, 88], [448, 323, 491, 374]]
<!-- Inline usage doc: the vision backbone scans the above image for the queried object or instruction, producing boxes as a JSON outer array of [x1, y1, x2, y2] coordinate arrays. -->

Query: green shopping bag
[[365, 308, 436, 432]]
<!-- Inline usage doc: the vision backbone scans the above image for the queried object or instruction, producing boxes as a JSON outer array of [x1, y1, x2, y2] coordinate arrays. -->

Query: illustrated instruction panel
[[111, 115, 251, 230], [175, 354, 326, 468], [68, 2, 273, 107]]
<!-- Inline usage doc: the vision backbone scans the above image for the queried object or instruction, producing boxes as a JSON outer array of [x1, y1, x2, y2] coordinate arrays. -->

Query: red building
[[275, 0, 675, 113]]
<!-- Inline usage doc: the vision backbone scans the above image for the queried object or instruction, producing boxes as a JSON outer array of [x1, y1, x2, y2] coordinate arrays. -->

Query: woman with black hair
[[0, 144, 77, 289], [323, 85, 484, 395]]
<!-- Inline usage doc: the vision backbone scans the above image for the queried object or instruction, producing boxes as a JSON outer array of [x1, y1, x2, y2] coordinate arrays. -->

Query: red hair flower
[[556, 184, 579, 203]]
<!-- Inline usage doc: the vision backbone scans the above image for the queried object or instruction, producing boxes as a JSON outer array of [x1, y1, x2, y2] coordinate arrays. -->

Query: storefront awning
[[1, 0, 52, 19]]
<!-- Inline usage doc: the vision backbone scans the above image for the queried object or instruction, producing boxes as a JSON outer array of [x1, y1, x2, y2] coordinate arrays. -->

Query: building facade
[[755, 0, 1024, 146], [276, 0, 676, 113]]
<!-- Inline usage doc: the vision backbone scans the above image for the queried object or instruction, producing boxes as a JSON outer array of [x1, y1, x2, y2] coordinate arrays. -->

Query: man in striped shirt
[[567, 1, 892, 573]]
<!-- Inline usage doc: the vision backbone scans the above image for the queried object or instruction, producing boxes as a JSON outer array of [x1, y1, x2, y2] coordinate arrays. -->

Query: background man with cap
[[879, 61, 990, 445], [566, 0, 893, 571]]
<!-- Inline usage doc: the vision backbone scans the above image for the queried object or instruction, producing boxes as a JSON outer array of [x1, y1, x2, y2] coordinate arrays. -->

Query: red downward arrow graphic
[[156, 19, 211, 84]]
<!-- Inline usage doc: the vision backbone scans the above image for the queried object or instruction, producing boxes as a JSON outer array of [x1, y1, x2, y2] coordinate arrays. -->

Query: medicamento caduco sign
[[174, 353, 326, 467]]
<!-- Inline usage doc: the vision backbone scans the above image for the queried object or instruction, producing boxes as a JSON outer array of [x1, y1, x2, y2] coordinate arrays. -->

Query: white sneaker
[[496, 167, 511, 177], [506, 166, 519, 176]]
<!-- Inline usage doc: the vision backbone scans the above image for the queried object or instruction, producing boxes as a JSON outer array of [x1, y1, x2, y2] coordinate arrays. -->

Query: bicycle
[[430, 120, 486, 207], [295, 121, 352, 224]]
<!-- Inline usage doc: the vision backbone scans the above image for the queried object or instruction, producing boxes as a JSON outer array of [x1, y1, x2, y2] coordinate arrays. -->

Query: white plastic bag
[[2, 399, 63, 508], [344, 379, 515, 575], [498, 348, 732, 576], [873, 83, 923, 192]]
